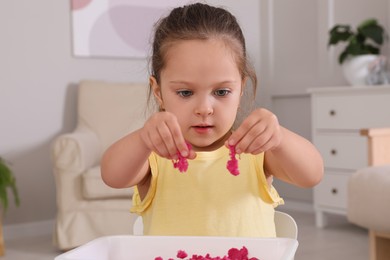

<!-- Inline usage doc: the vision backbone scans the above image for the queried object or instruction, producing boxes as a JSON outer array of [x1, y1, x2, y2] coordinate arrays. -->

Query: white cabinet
[[309, 86, 390, 227]]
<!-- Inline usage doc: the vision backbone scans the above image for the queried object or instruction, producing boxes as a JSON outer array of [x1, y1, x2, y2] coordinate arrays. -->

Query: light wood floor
[[0, 210, 368, 260]]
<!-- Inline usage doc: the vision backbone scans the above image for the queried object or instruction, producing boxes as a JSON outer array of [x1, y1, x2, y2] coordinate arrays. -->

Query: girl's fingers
[[141, 120, 172, 158], [157, 122, 178, 158], [230, 113, 268, 153], [247, 127, 282, 154], [142, 112, 191, 159], [250, 136, 273, 154], [229, 117, 254, 145], [236, 123, 268, 154], [168, 121, 190, 157], [229, 108, 282, 154], [163, 115, 192, 158], [187, 149, 197, 160], [244, 125, 274, 153], [149, 130, 171, 158]]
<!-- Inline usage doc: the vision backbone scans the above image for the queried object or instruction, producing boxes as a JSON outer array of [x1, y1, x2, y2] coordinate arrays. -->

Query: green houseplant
[[0, 157, 20, 255], [0, 157, 20, 213], [328, 18, 386, 64]]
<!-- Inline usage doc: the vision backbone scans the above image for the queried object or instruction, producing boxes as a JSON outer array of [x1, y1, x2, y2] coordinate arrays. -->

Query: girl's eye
[[177, 90, 193, 97], [214, 89, 230, 96]]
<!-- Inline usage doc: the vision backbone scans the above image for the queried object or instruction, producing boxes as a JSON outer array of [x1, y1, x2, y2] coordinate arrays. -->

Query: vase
[[341, 54, 379, 86]]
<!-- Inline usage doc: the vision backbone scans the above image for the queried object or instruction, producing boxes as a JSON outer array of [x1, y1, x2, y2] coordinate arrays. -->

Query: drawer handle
[[331, 188, 338, 195], [330, 149, 337, 155], [329, 110, 336, 116]]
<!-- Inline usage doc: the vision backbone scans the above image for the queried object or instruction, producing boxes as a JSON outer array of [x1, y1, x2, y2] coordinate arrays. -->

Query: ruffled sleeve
[[263, 184, 284, 208], [254, 153, 284, 208]]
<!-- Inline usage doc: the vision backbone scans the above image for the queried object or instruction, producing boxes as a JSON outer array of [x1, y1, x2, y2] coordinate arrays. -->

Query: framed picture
[[71, 0, 189, 58]]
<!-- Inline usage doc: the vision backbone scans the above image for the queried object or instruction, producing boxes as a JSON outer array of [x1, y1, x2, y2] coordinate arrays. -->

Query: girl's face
[[151, 39, 243, 151]]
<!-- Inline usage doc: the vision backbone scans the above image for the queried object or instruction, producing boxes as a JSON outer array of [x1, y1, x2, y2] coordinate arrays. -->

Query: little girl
[[101, 2, 323, 237]]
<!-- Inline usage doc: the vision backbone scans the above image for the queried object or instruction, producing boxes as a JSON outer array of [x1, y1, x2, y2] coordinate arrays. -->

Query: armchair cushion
[[348, 165, 390, 232], [52, 126, 100, 172], [78, 80, 149, 152], [82, 166, 133, 200]]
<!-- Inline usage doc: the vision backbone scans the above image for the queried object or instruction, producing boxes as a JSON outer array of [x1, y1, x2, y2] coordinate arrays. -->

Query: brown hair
[[148, 2, 257, 116]]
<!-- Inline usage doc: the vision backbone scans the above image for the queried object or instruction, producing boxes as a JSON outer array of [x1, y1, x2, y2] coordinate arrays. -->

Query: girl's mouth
[[193, 125, 213, 133]]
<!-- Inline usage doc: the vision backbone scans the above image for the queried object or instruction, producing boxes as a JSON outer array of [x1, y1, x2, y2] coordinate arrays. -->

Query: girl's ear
[[150, 76, 164, 109]]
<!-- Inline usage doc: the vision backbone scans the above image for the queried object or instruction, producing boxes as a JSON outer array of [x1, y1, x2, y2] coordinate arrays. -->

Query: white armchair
[[347, 128, 390, 260], [51, 80, 148, 250]]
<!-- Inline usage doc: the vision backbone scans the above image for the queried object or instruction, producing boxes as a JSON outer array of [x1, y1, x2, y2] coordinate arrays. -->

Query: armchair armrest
[[52, 126, 101, 172], [360, 127, 390, 166]]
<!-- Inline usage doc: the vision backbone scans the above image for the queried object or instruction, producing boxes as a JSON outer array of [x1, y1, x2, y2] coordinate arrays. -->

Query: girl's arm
[[227, 108, 323, 188], [101, 111, 195, 189], [101, 129, 151, 189], [264, 127, 324, 187]]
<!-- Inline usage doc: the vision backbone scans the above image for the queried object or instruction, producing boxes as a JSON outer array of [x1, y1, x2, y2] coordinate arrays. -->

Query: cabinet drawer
[[314, 172, 349, 210], [314, 93, 390, 129], [315, 133, 367, 169]]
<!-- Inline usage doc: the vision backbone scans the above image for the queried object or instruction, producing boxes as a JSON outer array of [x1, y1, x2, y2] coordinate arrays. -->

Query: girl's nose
[[194, 99, 214, 116]]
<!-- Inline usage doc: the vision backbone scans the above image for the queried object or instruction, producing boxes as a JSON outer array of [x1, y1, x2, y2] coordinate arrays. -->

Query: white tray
[[55, 235, 298, 260]]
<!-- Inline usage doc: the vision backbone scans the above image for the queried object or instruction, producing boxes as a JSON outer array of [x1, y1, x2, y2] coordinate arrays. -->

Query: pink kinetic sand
[[154, 246, 259, 260], [227, 145, 240, 176], [172, 143, 192, 173], [173, 143, 240, 175]]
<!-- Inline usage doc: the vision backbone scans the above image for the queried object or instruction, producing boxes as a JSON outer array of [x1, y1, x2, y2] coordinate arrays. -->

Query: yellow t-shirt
[[131, 146, 284, 237]]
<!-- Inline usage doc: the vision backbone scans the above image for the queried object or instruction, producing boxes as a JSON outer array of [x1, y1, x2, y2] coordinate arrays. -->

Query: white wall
[[0, 0, 147, 225], [0, 0, 260, 225], [260, 0, 390, 203], [2, 0, 389, 227]]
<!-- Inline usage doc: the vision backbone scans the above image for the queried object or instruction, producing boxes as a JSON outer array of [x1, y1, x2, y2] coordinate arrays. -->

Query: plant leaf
[[10, 177, 20, 206], [0, 158, 20, 213], [0, 185, 9, 212], [345, 36, 365, 55], [364, 44, 380, 54], [329, 18, 387, 64], [358, 18, 378, 28], [328, 25, 353, 46], [358, 18, 385, 45], [359, 25, 384, 45]]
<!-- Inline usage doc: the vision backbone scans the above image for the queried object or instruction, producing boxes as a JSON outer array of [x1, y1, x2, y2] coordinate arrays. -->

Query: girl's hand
[[226, 108, 282, 155], [140, 111, 195, 160]]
